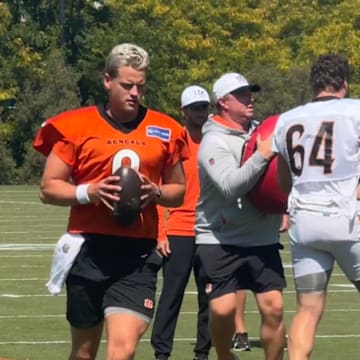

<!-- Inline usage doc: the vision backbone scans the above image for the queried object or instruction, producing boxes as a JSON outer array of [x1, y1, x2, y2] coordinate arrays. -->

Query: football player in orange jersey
[[151, 85, 212, 360], [34, 43, 188, 360]]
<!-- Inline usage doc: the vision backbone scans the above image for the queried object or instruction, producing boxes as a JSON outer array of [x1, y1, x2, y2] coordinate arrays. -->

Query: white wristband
[[75, 184, 91, 204]]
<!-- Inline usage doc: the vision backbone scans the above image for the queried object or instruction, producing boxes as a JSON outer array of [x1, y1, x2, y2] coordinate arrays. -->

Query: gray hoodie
[[195, 115, 281, 247]]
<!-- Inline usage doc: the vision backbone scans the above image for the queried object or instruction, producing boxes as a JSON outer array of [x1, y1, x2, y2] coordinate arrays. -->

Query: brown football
[[112, 167, 142, 226]]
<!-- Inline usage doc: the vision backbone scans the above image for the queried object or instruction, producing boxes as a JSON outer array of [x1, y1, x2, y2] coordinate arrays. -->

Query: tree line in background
[[0, 0, 359, 184]]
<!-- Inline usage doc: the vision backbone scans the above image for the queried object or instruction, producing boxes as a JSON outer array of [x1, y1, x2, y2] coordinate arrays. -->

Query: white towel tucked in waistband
[[46, 233, 85, 295]]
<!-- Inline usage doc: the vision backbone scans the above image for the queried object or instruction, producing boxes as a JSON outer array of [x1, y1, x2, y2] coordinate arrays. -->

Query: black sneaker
[[232, 332, 253, 351], [155, 355, 168, 360]]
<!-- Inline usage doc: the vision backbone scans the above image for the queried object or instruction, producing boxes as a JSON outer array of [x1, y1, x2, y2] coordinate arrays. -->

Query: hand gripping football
[[112, 167, 142, 226], [242, 115, 288, 213]]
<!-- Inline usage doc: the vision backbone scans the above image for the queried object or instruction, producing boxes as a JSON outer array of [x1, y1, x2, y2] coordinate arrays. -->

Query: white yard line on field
[[0, 200, 44, 205], [0, 334, 360, 345]]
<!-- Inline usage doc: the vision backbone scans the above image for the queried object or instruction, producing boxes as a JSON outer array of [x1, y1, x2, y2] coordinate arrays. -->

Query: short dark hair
[[310, 53, 350, 95]]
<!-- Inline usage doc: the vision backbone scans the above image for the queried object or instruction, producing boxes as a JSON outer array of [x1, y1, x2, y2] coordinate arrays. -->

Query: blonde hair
[[105, 43, 149, 78]]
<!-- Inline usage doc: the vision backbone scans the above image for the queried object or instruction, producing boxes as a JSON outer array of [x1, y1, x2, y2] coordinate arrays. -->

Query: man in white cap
[[195, 73, 286, 360], [151, 85, 212, 360]]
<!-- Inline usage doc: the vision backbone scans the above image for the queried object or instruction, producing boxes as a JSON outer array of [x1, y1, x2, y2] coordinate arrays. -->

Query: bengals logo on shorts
[[144, 298, 154, 309], [205, 283, 213, 294]]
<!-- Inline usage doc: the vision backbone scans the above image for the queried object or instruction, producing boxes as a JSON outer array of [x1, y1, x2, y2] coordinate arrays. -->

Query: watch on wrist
[[156, 186, 162, 198]]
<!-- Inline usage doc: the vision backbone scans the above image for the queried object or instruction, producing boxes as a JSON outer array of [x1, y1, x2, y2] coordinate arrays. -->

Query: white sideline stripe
[[0, 244, 54, 247], [0, 247, 52, 251], [0, 219, 61, 222], [0, 278, 47, 281], [1, 232, 64, 236], [0, 245, 54, 253], [0, 294, 63, 298], [0, 200, 43, 205], [0, 244, 54, 250], [0, 315, 64, 318], [0, 255, 47, 258], [0, 190, 37, 193], [0, 237, 61, 240], [0, 265, 45, 268], [0, 334, 359, 345]]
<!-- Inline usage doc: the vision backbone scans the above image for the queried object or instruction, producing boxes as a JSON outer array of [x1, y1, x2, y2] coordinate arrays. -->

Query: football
[[112, 166, 142, 226], [242, 115, 288, 213]]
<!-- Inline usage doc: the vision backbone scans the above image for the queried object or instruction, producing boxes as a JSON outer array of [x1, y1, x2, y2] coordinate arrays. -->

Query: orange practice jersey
[[33, 105, 189, 239], [158, 129, 200, 240]]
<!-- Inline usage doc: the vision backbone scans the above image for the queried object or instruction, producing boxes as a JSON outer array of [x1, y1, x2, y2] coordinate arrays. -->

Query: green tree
[[10, 48, 80, 179], [0, 138, 17, 184], [248, 64, 311, 121], [2, 0, 360, 183]]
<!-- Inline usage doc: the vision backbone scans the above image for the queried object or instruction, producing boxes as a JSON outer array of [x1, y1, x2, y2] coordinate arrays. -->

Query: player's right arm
[[39, 150, 121, 207]]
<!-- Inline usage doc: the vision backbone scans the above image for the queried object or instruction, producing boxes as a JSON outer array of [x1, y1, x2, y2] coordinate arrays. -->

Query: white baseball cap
[[181, 85, 210, 108], [212, 72, 261, 102]]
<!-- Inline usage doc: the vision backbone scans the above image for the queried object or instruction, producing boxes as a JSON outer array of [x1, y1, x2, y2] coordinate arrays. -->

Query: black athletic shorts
[[196, 243, 286, 300], [65, 234, 162, 328]]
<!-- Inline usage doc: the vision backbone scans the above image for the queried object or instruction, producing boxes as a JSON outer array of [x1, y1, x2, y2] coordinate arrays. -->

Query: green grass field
[[0, 185, 359, 359]]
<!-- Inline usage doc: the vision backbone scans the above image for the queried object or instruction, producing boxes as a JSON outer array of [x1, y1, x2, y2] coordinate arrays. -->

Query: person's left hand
[[138, 173, 161, 208], [279, 213, 290, 233], [157, 238, 171, 257]]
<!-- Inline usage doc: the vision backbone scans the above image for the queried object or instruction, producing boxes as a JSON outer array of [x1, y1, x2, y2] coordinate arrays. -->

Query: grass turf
[[0, 185, 359, 359]]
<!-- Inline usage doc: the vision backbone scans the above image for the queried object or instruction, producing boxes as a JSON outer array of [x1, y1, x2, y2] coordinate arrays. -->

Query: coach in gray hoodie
[[195, 73, 286, 360]]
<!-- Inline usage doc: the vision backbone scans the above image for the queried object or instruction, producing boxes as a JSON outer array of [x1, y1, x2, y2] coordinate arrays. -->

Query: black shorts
[[65, 234, 162, 328], [196, 243, 286, 300]]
